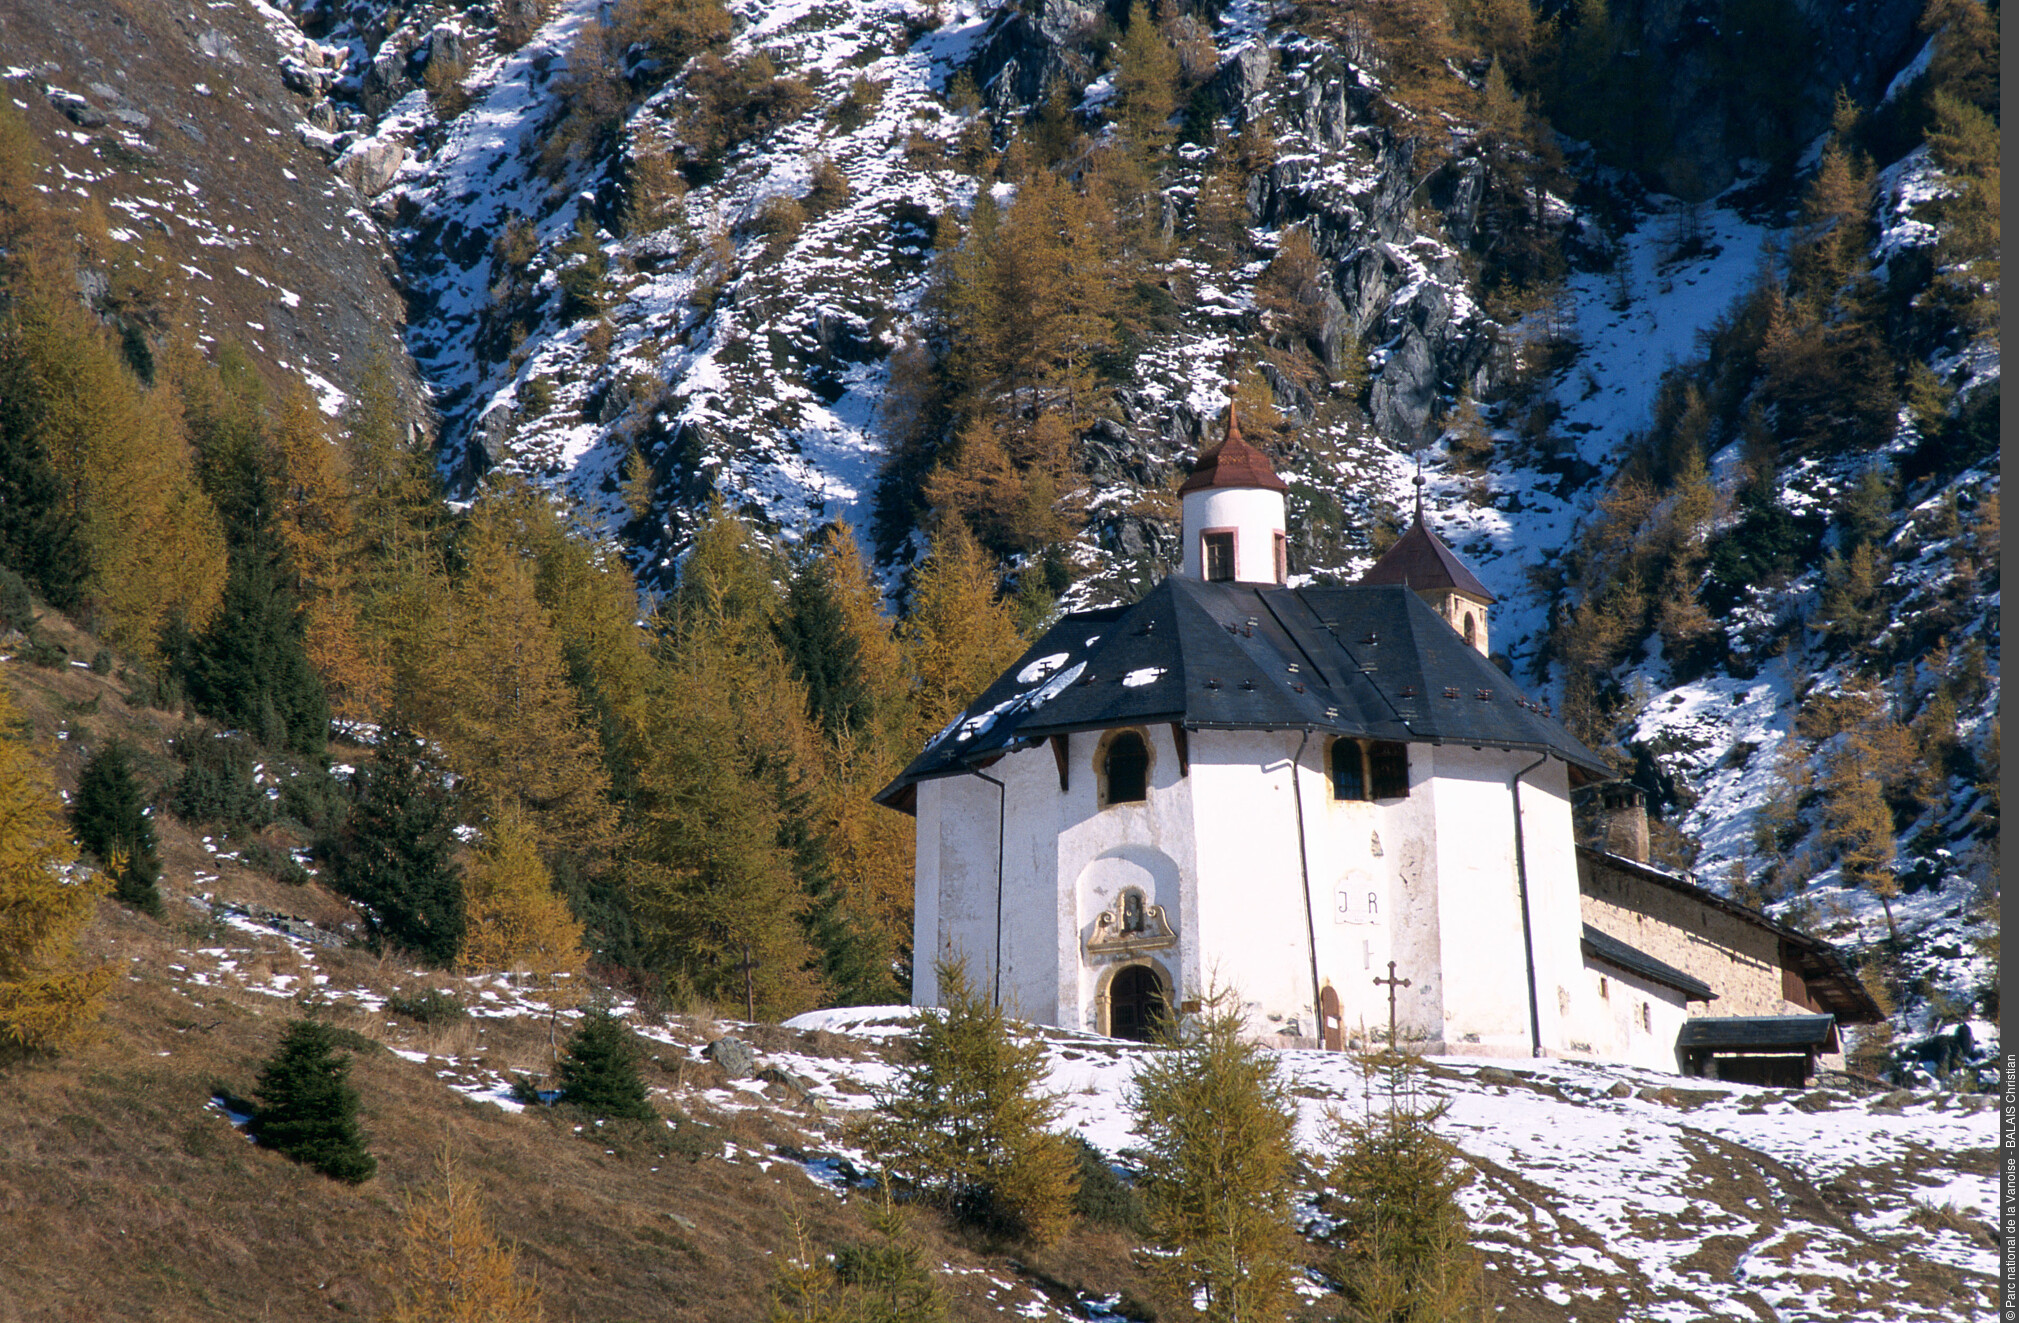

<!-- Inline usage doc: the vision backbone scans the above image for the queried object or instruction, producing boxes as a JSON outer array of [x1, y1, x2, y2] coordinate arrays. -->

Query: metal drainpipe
[[971, 766, 1008, 1007], [1290, 728, 1324, 1044], [1509, 752, 1549, 1058]]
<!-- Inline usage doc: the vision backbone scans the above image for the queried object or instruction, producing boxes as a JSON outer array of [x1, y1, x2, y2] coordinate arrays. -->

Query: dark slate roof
[[1577, 848, 1884, 1025], [876, 576, 1610, 807], [1359, 515, 1497, 603], [1581, 925, 1714, 1001], [1676, 1015, 1841, 1053], [1177, 405, 1289, 494]]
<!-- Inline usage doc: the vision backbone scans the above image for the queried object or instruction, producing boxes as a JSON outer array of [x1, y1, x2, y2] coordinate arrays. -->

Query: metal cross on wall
[[1372, 960, 1412, 1051]]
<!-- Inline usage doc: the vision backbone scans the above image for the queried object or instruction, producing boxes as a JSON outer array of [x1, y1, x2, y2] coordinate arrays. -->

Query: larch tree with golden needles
[[459, 810, 587, 989], [380, 1146, 546, 1323], [0, 684, 111, 1057], [631, 505, 826, 1018], [432, 513, 617, 859], [897, 518, 1026, 747], [1112, 0, 1181, 157], [868, 959, 1077, 1245], [9, 286, 227, 657], [270, 381, 387, 720], [1129, 986, 1302, 1323], [795, 525, 917, 999]]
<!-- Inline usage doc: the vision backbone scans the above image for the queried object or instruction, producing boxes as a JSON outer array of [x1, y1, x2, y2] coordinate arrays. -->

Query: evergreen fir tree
[[775, 550, 871, 742], [1128, 985, 1300, 1323], [0, 327, 88, 609], [0, 683, 111, 1057], [181, 543, 330, 756], [249, 1018, 376, 1183], [70, 742, 161, 917], [327, 719, 464, 965], [867, 959, 1077, 1244], [556, 1007, 655, 1120]]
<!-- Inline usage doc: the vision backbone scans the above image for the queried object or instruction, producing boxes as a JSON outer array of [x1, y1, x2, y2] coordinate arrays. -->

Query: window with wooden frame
[[1368, 741, 1410, 799], [1202, 530, 1235, 582], [1273, 531, 1288, 584], [1099, 729, 1150, 806], [1329, 738, 1367, 801]]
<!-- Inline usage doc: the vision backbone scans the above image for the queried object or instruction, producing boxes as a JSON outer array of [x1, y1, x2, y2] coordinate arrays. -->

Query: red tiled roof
[[1178, 403, 1289, 494], [1358, 515, 1497, 602]]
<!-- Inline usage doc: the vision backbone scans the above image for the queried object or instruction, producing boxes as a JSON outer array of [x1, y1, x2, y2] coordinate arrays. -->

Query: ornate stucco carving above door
[[1085, 887, 1177, 963]]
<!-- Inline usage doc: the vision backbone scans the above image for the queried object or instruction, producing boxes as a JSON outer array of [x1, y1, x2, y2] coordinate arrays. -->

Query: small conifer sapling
[[867, 958, 1076, 1244], [1128, 984, 1301, 1323], [249, 1018, 376, 1183], [556, 1007, 655, 1121], [70, 742, 162, 916]]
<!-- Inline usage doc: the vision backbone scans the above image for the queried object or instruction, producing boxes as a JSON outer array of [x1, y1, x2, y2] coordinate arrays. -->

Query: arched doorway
[[1108, 964, 1168, 1042]]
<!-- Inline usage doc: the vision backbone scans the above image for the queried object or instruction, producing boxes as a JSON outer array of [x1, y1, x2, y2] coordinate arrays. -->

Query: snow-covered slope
[[130, 875, 2002, 1322]]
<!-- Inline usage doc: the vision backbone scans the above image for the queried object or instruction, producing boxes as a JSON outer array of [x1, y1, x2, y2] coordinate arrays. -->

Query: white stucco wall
[[1055, 724, 1199, 1030], [1180, 487, 1287, 583], [911, 726, 1596, 1063], [1573, 958, 1692, 1069], [1185, 730, 1331, 1035]]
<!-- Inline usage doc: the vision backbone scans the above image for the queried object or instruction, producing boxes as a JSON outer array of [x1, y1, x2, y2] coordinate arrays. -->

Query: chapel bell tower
[[1358, 468, 1496, 656], [1179, 403, 1290, 585]]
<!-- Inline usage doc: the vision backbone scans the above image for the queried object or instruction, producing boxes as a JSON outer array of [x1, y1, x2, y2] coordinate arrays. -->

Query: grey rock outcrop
[[1207, 41, 1273, 120], [427, 25, 465, 71], [703, 1036, 758, 1078], [337, 134, 408, 196], [358, 38, 418, 118], [968, 0, 1109, 111]]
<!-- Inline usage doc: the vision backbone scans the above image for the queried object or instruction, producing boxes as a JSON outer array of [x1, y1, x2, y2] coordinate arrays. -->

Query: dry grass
[[0, 641, 1181, 1322]]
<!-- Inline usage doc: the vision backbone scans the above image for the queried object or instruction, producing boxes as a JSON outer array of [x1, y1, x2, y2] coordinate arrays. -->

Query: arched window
[[1462, 612, 1476, 646], [1329, 738, 1367, 801], [1101, 730, 1149, 805]]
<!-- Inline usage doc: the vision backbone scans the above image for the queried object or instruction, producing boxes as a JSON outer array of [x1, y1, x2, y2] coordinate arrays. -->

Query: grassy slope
[[0, 614, 1170, 1323]]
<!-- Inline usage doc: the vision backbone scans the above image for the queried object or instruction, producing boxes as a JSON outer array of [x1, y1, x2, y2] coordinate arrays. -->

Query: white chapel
[[877, 411, 1879, 1080]]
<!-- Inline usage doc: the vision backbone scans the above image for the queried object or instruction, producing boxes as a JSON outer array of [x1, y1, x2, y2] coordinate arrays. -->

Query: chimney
[[1601, 784, 1649, 862]]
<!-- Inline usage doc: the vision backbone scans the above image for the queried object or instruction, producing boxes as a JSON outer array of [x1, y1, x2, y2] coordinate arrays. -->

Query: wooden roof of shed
[[1676, 1015, 1841, 1053]]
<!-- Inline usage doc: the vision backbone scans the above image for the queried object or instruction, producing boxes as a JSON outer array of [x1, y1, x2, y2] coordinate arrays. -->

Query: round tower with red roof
[[1178, 402, 1290, 585]]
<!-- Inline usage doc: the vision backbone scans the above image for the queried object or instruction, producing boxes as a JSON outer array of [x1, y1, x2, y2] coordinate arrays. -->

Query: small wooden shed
[[1676, 1014, 1841, 1087]]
